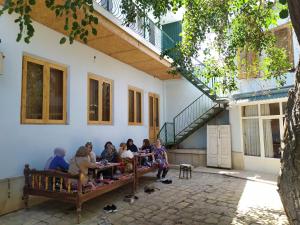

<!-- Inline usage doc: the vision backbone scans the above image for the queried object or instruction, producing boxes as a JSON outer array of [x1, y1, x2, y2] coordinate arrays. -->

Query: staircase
[[158, 62, 228, 146]]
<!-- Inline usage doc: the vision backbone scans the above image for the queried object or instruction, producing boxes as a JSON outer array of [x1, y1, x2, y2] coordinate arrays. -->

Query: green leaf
[[93, 17, 99, 24], [28, 0, 36, 6], [16, 33, 22, 42], [279, 0, 287, 5], [92, 27, 97, 35], [60, 37, 67, 44], [279, 9, 289, 19]]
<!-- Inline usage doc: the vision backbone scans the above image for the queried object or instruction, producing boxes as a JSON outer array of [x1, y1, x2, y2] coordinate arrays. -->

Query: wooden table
[[134, 152, 155, 167], [92, 162, 120, 178], [134, 153, 157, 190]]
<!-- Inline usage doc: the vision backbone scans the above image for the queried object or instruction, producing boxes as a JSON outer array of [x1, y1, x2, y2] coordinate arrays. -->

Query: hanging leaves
[[0, 0, 99, 44]]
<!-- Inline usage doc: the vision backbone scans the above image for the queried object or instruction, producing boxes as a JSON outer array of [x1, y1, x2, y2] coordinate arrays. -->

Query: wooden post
[[133, 156, 137, 194], [23, 164, 30, 209], [76, 172, 83, 224]]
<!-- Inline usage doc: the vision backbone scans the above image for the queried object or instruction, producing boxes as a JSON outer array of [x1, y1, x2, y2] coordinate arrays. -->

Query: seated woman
[[127, 138, 138, 153], [119, 143, 134, 159], [141, 139, 152, 152], [68, 146, 99, 186], [44, 148, 69, 172], [85, 142, 96, 163], [140, 139, 154, 166], [100, 141, 118, 163], [153, 139, 169, 180], [118, 143, 134, 173]]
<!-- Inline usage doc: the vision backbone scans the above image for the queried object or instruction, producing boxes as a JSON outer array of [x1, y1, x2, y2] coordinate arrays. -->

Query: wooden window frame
[[21, 55, 67, 124], [271, 22, 294, 68], [128, 86, 143, 126], [87, 73, 113, 125], [148, 92, 160, 128]]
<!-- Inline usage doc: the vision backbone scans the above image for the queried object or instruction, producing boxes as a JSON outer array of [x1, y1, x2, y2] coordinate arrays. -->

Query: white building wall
[[163, 78, 230, 149], [0, 14, 165, 179], [163, 78, 201, 122]]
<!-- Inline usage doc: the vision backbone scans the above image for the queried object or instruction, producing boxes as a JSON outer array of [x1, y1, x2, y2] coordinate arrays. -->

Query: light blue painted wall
[[0, 13, 165, 179]]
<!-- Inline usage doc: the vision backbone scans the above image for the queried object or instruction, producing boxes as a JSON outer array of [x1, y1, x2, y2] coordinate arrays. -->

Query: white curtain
[[261, 105, 274, 158], [244, 105, 258, 116], [243, 119, 260, 156]]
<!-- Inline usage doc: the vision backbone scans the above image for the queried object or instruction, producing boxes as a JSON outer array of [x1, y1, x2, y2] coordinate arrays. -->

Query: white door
[[207, 125, 232, 169], [207, 125, 219, 167], [218, 125, 231, 168]]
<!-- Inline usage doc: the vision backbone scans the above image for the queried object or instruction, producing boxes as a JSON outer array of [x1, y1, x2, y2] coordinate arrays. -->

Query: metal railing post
[[164, 124, 167, 144]]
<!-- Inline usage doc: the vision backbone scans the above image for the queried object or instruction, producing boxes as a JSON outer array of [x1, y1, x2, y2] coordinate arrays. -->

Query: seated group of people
[[44, 138, 169, 188]]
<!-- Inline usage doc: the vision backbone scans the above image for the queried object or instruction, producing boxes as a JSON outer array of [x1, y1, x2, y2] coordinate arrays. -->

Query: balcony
[[0, 0, 178, 80]]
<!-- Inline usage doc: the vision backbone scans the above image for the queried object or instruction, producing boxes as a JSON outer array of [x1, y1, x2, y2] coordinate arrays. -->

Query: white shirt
[[89, 151, 96, 163], [121, 150, 134, 159]]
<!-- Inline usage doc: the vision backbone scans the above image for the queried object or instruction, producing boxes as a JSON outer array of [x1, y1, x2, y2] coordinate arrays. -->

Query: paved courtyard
[[0, 169, 288, 225]]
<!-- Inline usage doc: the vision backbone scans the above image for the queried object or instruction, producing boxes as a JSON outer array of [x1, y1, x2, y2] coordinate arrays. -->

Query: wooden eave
[[0, 0, 179, 80]]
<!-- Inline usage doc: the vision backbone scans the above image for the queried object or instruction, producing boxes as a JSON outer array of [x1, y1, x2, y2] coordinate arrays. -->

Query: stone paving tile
[[0, 170, 289, 225]]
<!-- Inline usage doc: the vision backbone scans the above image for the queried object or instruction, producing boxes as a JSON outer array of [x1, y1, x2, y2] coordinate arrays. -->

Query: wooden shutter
[[238, 48, 259, 79], [273, 24, 294, 66]]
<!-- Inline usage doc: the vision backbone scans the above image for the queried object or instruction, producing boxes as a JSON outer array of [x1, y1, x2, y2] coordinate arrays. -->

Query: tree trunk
[[278, 1, 300, 224]]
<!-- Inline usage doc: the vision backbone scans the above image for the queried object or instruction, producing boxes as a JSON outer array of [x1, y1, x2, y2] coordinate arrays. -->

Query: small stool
[[179, 164, 192, 179]]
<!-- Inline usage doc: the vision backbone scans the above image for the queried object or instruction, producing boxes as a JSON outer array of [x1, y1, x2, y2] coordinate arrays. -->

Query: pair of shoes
[[125, 195, 139, 200], [161, 179, 172, 184], [103, 204, 117, 213]]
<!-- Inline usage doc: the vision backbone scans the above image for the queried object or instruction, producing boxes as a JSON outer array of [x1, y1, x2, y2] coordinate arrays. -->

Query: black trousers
[[157, 167, 168, 179]]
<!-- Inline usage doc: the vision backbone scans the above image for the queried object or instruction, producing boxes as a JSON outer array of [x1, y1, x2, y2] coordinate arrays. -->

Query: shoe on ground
[[110, 204, 118, 212], [103, 205, 112, 213], [162, 179, 172, 184]]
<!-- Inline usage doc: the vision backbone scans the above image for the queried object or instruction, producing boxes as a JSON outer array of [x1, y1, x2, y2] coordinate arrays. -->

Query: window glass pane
[[263, 119, 281, 158], [155, 97, 159, 127], [89, 79, 99, 121], [102, 82, 111, 122], [242, 119, 261, 156], [282, 102, 287, 115], [149, 96, 154, 127], [136, 92, 142, 123], [49, 68, 63, 120], [261, 103, 280, 116], [128, 90, 135, 123], [26, 62, 44, 119], [242, 105, 258, 117]]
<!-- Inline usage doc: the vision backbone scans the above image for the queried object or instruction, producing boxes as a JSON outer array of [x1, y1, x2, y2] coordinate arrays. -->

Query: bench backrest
[[24, 164, 82, 194]]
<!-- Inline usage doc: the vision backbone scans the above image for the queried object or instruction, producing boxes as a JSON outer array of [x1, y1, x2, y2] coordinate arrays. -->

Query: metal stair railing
[[173, 94, 218, 138], [158, 94, 225, 145], [158, 122, 175, 145]]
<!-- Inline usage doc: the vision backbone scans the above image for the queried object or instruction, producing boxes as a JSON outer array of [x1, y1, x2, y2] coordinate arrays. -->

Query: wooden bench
[[23, 160, 136, 224]]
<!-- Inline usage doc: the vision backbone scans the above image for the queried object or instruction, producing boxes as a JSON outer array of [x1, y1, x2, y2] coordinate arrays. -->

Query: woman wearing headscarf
[[45, 148, 69, 172], [126, 138, 138, 153], [68, 146, 99, 185]]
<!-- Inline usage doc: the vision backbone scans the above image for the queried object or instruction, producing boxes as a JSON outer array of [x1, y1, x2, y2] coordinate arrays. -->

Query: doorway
[[149, 93, 160, 144]]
